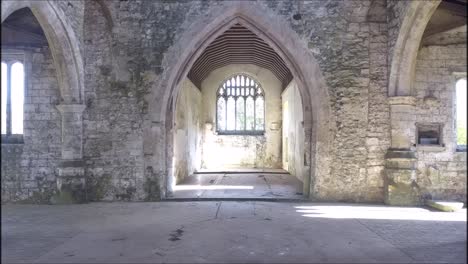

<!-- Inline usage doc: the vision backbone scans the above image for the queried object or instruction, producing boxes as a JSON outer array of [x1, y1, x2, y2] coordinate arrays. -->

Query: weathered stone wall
[[299, 0, 389, 202], [386, 0, 409, 74], [200, 64, 282, 169], [79, 0, 391, 202], [82, 0, 146, 202], [413, 43, 467, 202], [282, 80, 305, 182], [1, 46, 61, 203], [3, 0, 464, 203], [174, 78, 202, 183], [364, 15, 391, 202], [56, 1, 85, 59]]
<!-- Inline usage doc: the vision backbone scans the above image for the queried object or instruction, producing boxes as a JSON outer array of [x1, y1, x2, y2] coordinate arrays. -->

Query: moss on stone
[[87, 174, 111, 201], [143, 176, 160, 201], [17, 189, 55, 204]]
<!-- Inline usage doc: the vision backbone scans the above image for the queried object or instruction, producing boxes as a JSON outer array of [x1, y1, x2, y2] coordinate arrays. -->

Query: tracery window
[[1, 58, 25, 139], [216, 74, 265, 134]]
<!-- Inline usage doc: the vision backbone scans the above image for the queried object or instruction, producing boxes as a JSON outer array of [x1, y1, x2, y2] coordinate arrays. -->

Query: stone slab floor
[[171, 171, 304, 200], [1, 202, 466, 263]]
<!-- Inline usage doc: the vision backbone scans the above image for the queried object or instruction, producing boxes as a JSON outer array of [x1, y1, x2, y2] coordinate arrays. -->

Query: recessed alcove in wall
[[416, 123, 443, 146]]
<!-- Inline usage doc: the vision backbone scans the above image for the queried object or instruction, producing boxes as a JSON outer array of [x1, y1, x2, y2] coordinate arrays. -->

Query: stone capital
[[56, 104, 86, 114], [388, 96, 416, 106]]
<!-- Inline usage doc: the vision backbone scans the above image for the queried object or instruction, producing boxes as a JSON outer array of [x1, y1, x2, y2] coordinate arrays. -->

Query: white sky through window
[[1, 63, 7, 134], [456, 79, 467, 129], [11, 62, 24, 134]]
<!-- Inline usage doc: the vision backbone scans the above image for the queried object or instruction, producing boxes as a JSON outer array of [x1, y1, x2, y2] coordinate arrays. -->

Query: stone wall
[[2, 0, 465, 204], [413, 43, 467, 202], [282, 80, 305, 182], [1, 46, 61, 203], [82, 0, 146, 201], [386, 0, 410, 74], [200, 64, 282, 169], [174, 78, 202, 183]]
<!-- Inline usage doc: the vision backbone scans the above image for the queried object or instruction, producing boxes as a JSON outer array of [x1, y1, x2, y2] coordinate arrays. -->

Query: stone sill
[[416, 145, 446, 152], [1, 135, 24, 144]]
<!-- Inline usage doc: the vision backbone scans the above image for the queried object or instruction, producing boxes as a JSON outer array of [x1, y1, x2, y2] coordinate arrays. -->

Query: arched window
[[216, 74, 265, 134], [456, 78, 466, 151], [1, 60, 25, 138]]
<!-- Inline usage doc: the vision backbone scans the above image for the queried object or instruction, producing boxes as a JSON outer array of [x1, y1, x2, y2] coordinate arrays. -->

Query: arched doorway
[[145, 2, 333, 200]]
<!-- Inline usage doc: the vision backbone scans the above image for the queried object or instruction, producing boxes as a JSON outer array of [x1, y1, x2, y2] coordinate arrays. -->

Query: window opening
[[1, 59, 24, 139], [216, 74, 265, 134], [456, 78, 467, 151]]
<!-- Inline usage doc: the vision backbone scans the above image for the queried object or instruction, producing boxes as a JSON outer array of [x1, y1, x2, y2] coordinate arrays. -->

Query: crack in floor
[[215, 202, 222, 219]]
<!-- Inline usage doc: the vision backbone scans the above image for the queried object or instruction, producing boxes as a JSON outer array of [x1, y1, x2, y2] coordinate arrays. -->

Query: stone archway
[[388, 0, 441, 97], [2, 1, 87, 202], [145, 1, 333, 199], [385, 0, 441, 206], [1, 0, 84, 104]]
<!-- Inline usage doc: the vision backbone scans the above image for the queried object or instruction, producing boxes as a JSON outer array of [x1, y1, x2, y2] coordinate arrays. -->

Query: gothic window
[[216, 74, 265, 134], [456, 78, 467, 151], [1, 59, 25, 139]]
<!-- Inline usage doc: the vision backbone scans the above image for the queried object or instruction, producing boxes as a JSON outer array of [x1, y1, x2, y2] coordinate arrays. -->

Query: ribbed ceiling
[[188, 23, 293, 88]]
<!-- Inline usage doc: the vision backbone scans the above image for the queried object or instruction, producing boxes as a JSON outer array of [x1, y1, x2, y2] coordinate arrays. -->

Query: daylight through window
[[216, 74, 265, 134], [1, 60, 24, 136], [456, 78, 467, 150]]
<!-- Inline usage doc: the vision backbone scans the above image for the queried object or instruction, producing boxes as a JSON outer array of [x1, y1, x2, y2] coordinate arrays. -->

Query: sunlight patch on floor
[[173, 185, 255, 190], [295, 205, 467, 221]]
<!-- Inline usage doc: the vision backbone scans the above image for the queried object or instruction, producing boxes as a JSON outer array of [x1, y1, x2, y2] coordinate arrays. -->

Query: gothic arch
[[1, 0, 84, 103], [148, 1, 333, 198], [388, 0, 441, 96]]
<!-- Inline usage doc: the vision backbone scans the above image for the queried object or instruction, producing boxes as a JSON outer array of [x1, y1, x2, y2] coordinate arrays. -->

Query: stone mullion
[[6, 63, 12, 135]]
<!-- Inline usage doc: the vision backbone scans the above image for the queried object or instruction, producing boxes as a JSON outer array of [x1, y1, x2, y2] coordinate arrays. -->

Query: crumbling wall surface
[[200, 64, 282, 169], [174, 78, 202, 183], [75, 0, 391, 202], [413, 43, 467, 202], [82, 0, 147, 202], [282, 80, 305, 182], [1, 46, 61, 203], [386, 0, 410, 73], [3, 0, 408, 202]]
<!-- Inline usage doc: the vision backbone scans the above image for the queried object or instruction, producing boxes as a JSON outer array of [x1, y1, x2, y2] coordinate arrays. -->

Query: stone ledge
[[56, 104, 86, 113], [426, 200, 464, 212], [388, 96, 416, 106], [416, 145, 446, 152], [385, 149, 417, 160]]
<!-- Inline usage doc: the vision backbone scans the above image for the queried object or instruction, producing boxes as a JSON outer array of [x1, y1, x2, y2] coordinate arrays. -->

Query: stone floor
[[171, 171, 304, 200], [1, 202, 466, 263]]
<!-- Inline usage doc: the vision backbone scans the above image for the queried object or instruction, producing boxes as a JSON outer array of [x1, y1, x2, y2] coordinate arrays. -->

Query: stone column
[[384, 96, 420, 205], [54, 104, 87, 203]]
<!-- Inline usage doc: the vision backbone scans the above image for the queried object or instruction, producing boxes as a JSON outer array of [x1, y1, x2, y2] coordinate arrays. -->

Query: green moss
[[17, 189, 55, 204], [143, 176, 160, 201], [50, 191, 74, 204], [87, 174, 111, 201], [109, 80, 129, 93], [50, 184, 87, 204]]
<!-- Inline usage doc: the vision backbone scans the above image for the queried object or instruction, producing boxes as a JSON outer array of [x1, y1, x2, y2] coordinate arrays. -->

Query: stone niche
[[416, 123, 443, 146]]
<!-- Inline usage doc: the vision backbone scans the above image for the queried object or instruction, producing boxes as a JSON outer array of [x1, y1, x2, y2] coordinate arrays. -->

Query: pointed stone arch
[[146, 1, 333, 199], [388, 0, 441, 96], [1, 0, 84, 103]]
